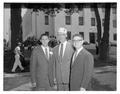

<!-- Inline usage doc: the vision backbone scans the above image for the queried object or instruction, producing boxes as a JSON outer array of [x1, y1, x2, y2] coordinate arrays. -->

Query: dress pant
[[32, 86, 54, 91], [57, 83, 69, 91]]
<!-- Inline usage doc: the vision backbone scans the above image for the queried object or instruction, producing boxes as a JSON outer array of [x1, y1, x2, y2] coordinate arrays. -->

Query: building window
[[112, 8, 116, 14], [67, 31, 71, 40], [65, 16, 71, 25], [79, 17, 84, 25], [113, 33, 117, 41], [79, 32, 84, 39], [45, 31, 49, 36], [89, 32, 95, 43], [45, 15, 49, 25], [113, 19, 116, 28], [91, 17, 96, 26]]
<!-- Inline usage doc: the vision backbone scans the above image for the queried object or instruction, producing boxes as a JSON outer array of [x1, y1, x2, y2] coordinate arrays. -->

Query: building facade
[[30, 7, 117, 44], [4, 5, 117, 48]]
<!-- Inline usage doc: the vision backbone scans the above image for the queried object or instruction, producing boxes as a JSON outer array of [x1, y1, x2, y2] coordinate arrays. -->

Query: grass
[[4, 46, 116, 73]]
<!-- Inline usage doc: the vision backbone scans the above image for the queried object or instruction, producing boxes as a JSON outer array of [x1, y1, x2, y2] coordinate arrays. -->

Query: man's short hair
[[72, 34, 84, 39], [40, 33, 49, 40]]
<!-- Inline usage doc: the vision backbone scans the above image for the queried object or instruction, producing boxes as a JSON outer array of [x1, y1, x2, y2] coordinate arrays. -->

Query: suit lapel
[[72, 48, 84, 66], [63, 42, 69, 60], [56, 45, 61, 62], [39, 46, 49, 62]]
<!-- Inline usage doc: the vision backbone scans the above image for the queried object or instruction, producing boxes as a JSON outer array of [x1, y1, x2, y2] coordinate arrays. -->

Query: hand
[[31, 82, 36, 87], [52, 84, 57, 90], [80, 87, 86, 91], [54, 78, 57, 84]]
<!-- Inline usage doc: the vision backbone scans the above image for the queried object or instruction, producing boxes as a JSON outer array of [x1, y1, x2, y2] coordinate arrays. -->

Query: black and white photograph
[[2, 1, 118, 93]]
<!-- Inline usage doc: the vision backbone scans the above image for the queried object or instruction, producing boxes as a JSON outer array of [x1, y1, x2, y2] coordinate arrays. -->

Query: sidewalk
[[4, 65, 116, 91]]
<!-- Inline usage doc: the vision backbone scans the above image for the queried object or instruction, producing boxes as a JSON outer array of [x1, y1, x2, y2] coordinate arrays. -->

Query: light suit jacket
[[53, 41, 73, 84], [30, 46, 54, 89], [70, 48, 94, 91]]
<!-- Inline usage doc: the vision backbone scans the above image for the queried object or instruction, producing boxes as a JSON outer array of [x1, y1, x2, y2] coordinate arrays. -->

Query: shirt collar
[[76, 46, 83, 55], [41, 45, 49, 49], [61, 41, 67, 46]]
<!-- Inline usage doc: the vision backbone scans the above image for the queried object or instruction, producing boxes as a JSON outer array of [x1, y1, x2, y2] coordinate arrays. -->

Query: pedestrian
[[53, 27, 74, 91], [30, 33, 54, 91], [69, 34, 94, 91], [11, 42, 24, 72]]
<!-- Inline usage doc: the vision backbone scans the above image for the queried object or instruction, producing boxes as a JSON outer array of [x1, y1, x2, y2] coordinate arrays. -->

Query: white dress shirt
[[72, 46, 83, 63], [59, 41, 67, 57], [41, 45, 49, 59]]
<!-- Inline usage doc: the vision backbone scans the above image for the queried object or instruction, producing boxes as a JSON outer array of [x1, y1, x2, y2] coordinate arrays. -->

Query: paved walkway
[[4, 65, 116, 91]]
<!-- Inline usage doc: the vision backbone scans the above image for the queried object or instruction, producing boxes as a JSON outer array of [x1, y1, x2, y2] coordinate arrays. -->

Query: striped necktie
[[45, 48, 49, 60], [60, 43, 63, 60]]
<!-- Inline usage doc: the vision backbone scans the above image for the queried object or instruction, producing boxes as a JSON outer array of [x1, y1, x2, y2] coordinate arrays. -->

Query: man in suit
[[69, 34, 94, 91], [30, 33, 54, 91], [53, 27, 73, 91]]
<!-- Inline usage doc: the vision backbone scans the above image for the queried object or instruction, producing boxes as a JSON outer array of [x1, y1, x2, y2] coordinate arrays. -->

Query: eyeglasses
[[72, 39, 83, 42], [57, 33, 66, 36]]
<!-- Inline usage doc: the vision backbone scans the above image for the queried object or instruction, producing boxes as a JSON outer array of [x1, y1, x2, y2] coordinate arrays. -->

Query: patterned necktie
[[45, 48, 49, 60], [60, 43, 63, 60]]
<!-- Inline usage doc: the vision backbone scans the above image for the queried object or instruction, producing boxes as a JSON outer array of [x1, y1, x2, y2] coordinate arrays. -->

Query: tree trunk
[[93, 4, 102, 54], [11, 4, 22, 51], [99, 4, 111, 60]]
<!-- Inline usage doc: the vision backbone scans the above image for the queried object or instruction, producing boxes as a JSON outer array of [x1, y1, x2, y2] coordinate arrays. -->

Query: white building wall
[[36, 11, 54, 39], [4, 7, 11, 48], [27, 7, 117, 44], [55, 8, 96, 43], [109, 8, 117, 44]]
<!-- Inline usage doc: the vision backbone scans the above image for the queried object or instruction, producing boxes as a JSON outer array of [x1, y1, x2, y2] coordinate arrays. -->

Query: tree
[[93, 3, 112, 60], [99, 4, 111, 60], [11, 4, 22, 51]]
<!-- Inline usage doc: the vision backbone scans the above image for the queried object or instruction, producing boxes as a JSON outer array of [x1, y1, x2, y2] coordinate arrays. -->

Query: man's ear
[[82, 40, 84, 44], [40, 39, 42, 43]]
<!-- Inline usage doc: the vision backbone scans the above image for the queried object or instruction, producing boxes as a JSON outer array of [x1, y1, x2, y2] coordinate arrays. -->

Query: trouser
[[32, 86, 55, 91], [57, 83, 69, 91], [12, 61, 24, 72]]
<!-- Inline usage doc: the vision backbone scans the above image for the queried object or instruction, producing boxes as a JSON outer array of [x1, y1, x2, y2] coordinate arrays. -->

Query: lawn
[[4, 44, 117, 73]]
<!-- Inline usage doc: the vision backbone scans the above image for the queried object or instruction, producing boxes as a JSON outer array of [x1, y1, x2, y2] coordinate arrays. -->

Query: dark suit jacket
[[70, 48, 94, 91], [30, 46, 54, 90], [53, 41, 74, 84]]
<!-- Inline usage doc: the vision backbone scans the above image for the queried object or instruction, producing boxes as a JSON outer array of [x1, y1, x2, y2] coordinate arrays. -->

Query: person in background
[[95, 40, 99, 55], [30, 33, 54, 91], [11, 42, 24, 72], [69, 34, 94, 91], [53, 27, 74, 91]]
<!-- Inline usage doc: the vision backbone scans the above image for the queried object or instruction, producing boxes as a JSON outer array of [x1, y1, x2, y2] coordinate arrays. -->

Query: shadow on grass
[[94, 57, 116, 67], [4, 50, 30, 73], [86, 49, 116, 67], [90, 78, 116, 91]]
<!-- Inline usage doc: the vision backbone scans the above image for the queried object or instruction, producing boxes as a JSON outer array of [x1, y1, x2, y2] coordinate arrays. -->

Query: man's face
[[57, 32, 67, 43], [72, 36, 84, 49], [41, 36, 49, 47]]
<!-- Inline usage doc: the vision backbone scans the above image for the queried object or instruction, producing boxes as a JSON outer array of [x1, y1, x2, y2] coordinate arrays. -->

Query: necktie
[[72, 51, 77, 64], [60, 43, 63, 60], [45, 48, 49, 60]]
